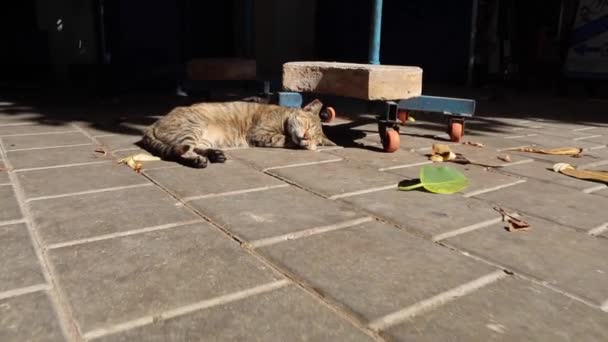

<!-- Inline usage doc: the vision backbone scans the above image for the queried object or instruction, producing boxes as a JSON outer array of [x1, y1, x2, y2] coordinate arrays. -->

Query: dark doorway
[[0, 0, 52, 86]]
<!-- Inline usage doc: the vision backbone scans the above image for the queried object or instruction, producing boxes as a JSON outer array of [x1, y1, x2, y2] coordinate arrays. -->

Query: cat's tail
[[141, 128, 186, 160]]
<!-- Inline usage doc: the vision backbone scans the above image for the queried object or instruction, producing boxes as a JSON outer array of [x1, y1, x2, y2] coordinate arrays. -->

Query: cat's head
[[287, 99, 336, 150]]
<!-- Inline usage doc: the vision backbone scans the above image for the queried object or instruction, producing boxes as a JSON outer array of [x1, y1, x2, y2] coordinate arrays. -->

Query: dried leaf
[[432, 144, 452, 155], [117, 154, 160, 173], [463, 141, 484, 148], [430, 155, 444, 162], [508, 146, 583, 157], [429, 144, 506, 169], [553, 163, 608, 184], [430, 144, 457, 161], [131, 154, 161, 162], [506, 219, 531, 232], [497, 154, 512, 163], [493, 207, 531, 232]]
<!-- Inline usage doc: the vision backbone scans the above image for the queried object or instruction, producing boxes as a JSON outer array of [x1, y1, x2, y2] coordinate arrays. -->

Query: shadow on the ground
[[0, 87, 606, 147]]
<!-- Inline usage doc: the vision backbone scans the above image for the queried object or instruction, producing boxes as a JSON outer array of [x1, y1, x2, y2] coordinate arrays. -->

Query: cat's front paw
[[208, 149, 227, 163], [190, 156, 209, 168]]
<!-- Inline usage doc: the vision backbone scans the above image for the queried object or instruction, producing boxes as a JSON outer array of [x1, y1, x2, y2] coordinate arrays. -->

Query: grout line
[[432, 217, 504, 242], [368, 270, 508, 331], [0, 182, 12, 187], [247, 217, 374, 248], [463, 179, 527, 198], [414, 146, 434, 152], [92, 133, 117, 138], [0, 122, 37, 127], [379, 161, 433, 172], [6, 143, 93, 152], [111, 147, 141, 153], [0, 130, 79, 138], [46, 219, 207, 250], [499, 158, 535, 167], [158, 280, 290, 320], [83, 280, 291, 340], [442, 244, 607, 312], [0, 283, 51, 301], [263, 158, 342, 172], [26, 183, 153, 203], [503, 133, 538, 140], [579, 160, 608, 169], [141, 164, 182, 172], [182, 184, 290, 202], [316, 146, 344, 152], [588, 145, 607, 151], [14, 160, 111, 172], [0, 218, 26, 227], [329, 184, 397, 200], [583, 184, 608, 194], [573, 135, 602, 141], [496, 145, 532, 152], [588, 223, 608, 237], [70, 123, 107, 143], [138, 163, 387, 341], [0, 138, 81, 341], [573, 127, 599, 132]]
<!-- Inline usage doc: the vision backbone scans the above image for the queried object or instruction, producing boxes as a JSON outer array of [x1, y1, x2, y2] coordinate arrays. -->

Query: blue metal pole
[[368, 0, 383, 64]]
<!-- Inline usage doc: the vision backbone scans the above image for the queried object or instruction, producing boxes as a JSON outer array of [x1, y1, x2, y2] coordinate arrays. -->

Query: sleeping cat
[[141, 99, 335, 168]]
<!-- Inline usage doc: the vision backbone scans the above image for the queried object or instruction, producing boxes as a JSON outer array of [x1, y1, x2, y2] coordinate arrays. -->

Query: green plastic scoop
[[399, 165, 468, 194]]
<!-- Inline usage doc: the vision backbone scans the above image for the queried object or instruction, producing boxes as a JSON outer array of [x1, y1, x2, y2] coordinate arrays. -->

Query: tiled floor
[[0, 93, 607, 341]]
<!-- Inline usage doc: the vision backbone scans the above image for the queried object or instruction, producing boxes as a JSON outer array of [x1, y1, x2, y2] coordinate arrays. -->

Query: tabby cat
[[141, 99, 335, 168]]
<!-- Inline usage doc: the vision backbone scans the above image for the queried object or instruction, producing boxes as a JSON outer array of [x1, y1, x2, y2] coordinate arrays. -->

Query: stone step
[[282, 61, 422, 101]]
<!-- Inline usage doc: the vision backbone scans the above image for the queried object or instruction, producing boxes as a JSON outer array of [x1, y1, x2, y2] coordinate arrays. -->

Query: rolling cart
[[265, 0, 476, 152]]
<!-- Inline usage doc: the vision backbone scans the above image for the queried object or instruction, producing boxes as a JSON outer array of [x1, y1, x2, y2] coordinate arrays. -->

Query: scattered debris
[[508, 147, 583, 157], [399, 165, 469, 194], [117, 154, 161, 173], [553, 163, 608, 184], [429, 144, 500, 168], [94, 146, 108, 157], [407, 115, 416, 122], [494, 207, 531, 232], [0, 167, 6, 172], [497, 154, 512, 163], [462, 141, 484, 147], [431, 144, 457, 162], [430, 154, 445, 162]]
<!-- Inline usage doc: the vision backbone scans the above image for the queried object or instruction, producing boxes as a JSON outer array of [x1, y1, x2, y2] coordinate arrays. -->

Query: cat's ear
[[302, 99, 323, 114], [320, 134, 337, 146]]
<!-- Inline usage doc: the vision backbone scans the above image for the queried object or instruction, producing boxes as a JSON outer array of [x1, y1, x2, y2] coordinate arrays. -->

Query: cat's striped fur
[[141, 99, 335, 168]]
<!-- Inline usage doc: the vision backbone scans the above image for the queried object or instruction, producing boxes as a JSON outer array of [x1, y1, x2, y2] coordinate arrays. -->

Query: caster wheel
[[398, 110, 408, 126], [449, 121, 464, 142], [320, 107, 336, 123], [383, 129, 400, 153]]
